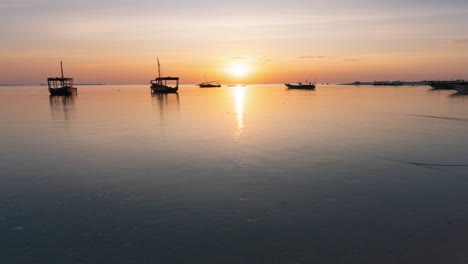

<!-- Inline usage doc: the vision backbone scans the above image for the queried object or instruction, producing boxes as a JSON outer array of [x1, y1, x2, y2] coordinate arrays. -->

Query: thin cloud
[[257, 57, 272, 62], [298, 56, 362, 62], [298, 56, 330, 59], [444, 40, 468, 47], [341, 58, 362, 62]]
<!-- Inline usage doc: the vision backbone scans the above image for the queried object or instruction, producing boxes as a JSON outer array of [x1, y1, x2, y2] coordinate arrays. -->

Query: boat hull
[[428, 81, 465, 90], [454, 84, 468, 94], [151, 84, 179, 93], [49, 86, 77, 96], [285, 83, 316, 90], [198, 84, 221, 88], [373, 81, 404, 86]]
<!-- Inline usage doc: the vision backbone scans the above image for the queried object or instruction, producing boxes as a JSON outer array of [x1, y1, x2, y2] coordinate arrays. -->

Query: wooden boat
[[198, 81, 221, 88], [198, 75, 221, 87], [150, 58, 179, 93], [285, 82, 316, 89], [48, 61, 77, 96], [428, 80, 466, 90]]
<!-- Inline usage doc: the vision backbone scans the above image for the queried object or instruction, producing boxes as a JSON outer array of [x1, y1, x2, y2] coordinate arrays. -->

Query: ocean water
[[1, 84, 468, 263]]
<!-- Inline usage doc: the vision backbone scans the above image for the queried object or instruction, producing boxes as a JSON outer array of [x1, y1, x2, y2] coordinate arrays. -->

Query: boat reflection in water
[[449, 92, 468, 98], [49, 95, 76, 123], [151, 92, 180, 120]]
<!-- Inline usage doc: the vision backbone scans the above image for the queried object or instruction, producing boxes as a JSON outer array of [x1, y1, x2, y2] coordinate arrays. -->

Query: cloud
[[298, 56, 362, 62], [341, 58, 362, 62], [298, 56, 330, 59], [444, 40, 468, 47]]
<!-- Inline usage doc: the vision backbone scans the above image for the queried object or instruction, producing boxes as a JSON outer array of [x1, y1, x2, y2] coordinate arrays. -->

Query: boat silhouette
[[427, 80, 467, 90], [198, 81, 221, 88], [150, 58, 179, 93], [47, 61, 77, 96], [285, 81, 316, 90]]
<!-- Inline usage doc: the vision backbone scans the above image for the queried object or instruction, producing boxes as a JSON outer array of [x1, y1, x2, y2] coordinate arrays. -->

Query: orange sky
[[0, 0, 467, 84]]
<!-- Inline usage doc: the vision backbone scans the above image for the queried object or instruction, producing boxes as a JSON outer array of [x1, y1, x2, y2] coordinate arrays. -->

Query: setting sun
[[228, 63, 251, 78]]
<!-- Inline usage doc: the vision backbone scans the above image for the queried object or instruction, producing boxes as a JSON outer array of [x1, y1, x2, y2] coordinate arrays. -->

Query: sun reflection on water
[[232, 85, 246, 138]]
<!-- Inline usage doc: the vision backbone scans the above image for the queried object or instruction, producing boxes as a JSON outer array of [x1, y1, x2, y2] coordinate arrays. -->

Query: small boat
[[373, 80, 404, 86], [47, 61, 77, 96], [198, 81, 221, 88], [285, 82, 316, 89], [427, 80, 466, 90], [150, 58, 179, 93]]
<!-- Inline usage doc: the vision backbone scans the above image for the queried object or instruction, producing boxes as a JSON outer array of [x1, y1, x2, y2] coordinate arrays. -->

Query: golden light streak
[[232, 85, 246, 138]]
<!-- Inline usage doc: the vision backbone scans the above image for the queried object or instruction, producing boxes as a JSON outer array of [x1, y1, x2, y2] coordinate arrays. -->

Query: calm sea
[[1, 84, 468, 263]]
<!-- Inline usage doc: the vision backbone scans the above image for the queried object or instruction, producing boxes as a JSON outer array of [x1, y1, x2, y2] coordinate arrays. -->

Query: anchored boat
[[150, 58, 179, 93], [285, 82, 316, 90], [427, 80, 467, 90], [198, 81, 221, 88], [47, 61, 77, 96], [373, 80, 404, 86]]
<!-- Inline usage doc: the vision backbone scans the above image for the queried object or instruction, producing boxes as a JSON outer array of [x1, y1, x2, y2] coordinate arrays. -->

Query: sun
[[228, 62, 250, 77], [229, 65, 248, 77]]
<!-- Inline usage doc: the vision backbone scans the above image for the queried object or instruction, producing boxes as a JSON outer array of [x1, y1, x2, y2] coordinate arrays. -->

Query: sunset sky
[[1, 0, 467, 84]]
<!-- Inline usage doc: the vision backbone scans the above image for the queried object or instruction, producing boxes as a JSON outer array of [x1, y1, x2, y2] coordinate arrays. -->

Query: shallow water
[[1, 84, 468, 263]]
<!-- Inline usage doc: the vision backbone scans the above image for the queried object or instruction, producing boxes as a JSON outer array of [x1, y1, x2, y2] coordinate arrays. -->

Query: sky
[[0, 0, 467, 84]]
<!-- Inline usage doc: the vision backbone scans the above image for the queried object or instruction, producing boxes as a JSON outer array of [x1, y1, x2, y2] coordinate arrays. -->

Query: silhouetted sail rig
[[48, 61, 77, 96], [150, 58, 179, 93], [198, 81, 221, 88], [285, 82, 316, 89]]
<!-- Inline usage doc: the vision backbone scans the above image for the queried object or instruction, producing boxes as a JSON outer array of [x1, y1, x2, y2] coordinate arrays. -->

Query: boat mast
[[157, 58, 161, 79], [60, 61, 64, 78]]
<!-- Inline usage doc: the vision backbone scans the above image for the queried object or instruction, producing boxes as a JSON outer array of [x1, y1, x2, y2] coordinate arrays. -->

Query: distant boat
[[285, 82, 316, 90], [352, 81, 362, 85], [150, 58, 179, 93], [47, 61, 77, 96], [198, 81, 221, 88], [373, 80, 404, 86], [198, 75, 221, 87], [427, 80, 467, 90]]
